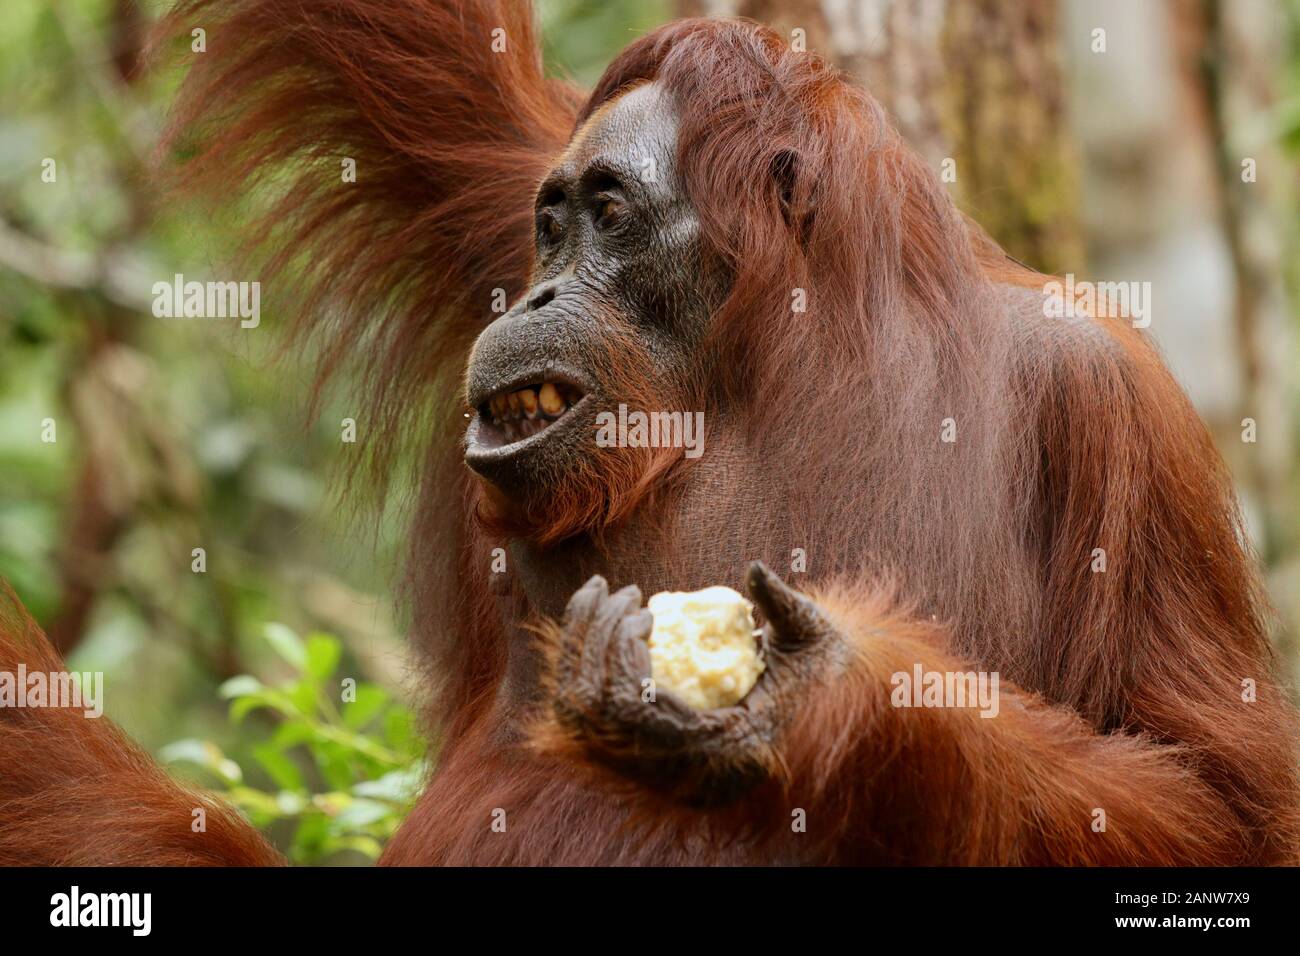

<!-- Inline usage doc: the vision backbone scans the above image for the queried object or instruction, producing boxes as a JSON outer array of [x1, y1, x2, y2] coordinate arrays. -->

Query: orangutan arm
[[0, 588, 283, 865], [533, 564, 1287, 865]]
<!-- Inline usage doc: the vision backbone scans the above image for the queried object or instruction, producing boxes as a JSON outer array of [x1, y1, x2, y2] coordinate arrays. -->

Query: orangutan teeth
[[538, 382, 564, 416], [479, 381, 585, 446]]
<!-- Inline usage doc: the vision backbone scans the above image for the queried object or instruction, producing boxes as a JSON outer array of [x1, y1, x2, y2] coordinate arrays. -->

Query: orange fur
[[405, 15, 1300, 865], [0, 4, 1294, 867], [0, 587, 282, 865]]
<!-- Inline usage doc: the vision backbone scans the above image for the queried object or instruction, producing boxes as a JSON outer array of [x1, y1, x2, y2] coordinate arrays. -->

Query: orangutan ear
[[770, 149, 814, 246]]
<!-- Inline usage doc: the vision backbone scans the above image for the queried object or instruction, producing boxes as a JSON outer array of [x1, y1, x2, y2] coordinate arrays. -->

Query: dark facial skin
[[463, 84, 794, 715], [465, 82, 716, 491]]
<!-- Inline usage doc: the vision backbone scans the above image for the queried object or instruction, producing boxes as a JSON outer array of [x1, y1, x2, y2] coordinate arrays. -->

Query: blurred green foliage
[[541, 0, 671, 84], [162, 623, 425, 865], [1284, 1, 1300, 151]]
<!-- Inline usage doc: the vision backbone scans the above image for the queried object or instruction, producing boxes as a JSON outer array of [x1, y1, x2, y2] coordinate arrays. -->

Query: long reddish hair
[[161, 6, 1297, 855], [531, 20, 1294, 855], [160, 0, 583, 733]]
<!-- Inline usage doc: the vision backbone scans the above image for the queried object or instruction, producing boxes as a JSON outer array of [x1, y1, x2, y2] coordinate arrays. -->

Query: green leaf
[[263, 622, 307, 670], [291, 813, 331, 860], [288, 678, 320, 717], [333, 798, 392, 829], [342, 684, 389, 730], [158, 738, 243, 786], [327, 835, 384, 860], [228, 686, 303, 723], [316, 745, 357, 792], [304, 633, 342, 682], [353, 765, 424, 804], [252, 742, 305, 792], [271, 721, 315, 749], [226, 786, 289, 825], [229, 695, 270, 724], [218, 675, 264, 699], [275, 791, 309, 816], [383, 707, 416, 752]]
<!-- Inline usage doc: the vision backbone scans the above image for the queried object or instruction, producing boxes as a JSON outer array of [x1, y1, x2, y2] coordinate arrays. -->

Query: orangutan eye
[[594, 196, 624, 230], [537, 208, 563, 243]]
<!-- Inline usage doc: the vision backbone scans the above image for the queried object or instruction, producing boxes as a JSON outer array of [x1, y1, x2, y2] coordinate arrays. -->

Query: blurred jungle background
[[1, 0, 1298, 863]]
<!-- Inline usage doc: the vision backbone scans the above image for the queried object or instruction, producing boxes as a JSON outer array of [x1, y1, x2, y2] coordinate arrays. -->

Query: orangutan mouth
[[473, 380, 587, 450]]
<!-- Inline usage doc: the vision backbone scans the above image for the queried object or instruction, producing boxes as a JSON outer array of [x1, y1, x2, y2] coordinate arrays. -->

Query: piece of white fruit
[[647, 585, 765, 710]]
